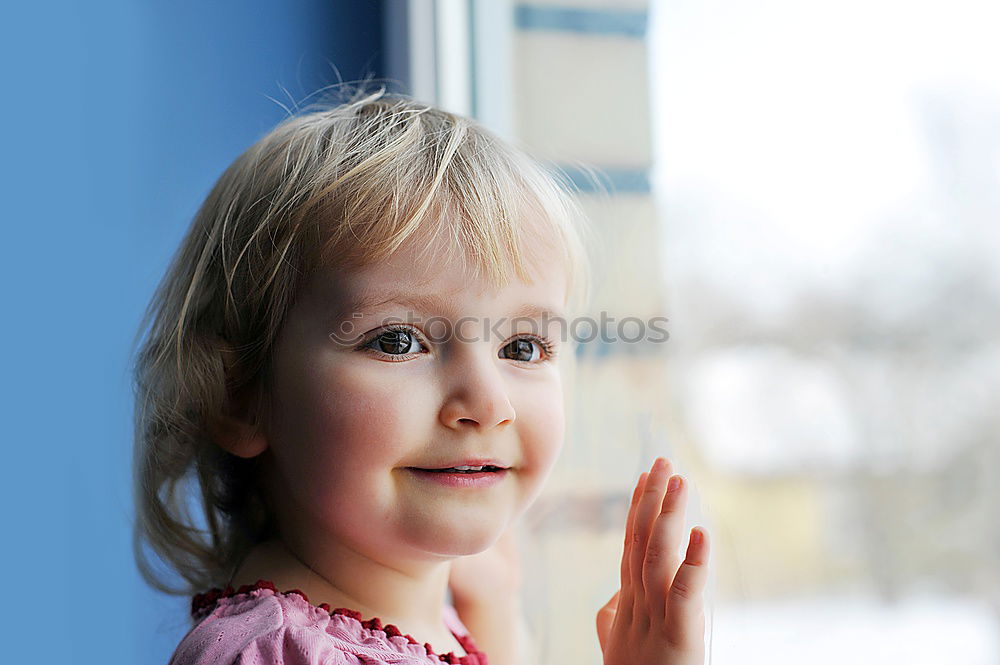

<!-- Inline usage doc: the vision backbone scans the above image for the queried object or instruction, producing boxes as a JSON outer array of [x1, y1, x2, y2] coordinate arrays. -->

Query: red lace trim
[[192, 579, 487, 665]]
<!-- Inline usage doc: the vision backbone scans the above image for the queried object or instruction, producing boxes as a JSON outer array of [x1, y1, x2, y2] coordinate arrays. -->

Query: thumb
[[595, 588, 621, 652]]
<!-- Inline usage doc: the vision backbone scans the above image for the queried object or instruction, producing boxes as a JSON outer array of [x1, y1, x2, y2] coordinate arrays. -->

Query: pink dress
[[168, 579, 489, 665]]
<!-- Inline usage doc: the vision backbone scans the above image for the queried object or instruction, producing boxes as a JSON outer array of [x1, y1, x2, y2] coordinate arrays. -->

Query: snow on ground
[[707, 594, 1000, 664]]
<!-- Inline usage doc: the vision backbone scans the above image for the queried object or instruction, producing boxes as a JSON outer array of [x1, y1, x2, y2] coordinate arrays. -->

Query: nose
[[439, 351, 516, 430]]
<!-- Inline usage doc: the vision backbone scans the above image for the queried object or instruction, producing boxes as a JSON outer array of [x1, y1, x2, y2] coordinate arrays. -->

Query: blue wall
[[1, 2, 386, 663]]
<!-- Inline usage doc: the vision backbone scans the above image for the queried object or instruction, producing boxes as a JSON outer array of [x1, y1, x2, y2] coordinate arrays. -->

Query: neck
[[231, 536, 455, 645]]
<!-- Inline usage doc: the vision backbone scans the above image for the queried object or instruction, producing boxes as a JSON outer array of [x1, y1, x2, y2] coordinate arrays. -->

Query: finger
[[595, 588, 621, 652], [618, 472, 649, 623], [629, 457, 674, 597], [663, 527, 710, 650], [642, 474, 688, 622], [619, 472, 646, 591]]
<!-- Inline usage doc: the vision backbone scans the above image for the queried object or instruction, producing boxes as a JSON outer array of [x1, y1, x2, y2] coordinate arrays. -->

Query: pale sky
[[650, 0, 1000, 316]]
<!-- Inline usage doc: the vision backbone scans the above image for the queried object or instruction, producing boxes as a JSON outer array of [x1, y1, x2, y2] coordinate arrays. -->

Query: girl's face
[[259, 234, 568, 562]]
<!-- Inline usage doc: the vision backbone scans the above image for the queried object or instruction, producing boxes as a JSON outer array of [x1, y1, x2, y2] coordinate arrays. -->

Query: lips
[[411, 459, 510, 471], [407, 466, 509, 488]]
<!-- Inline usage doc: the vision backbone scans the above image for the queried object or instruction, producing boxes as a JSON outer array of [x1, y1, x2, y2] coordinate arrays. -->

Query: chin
[[427, 525, 505, 557]]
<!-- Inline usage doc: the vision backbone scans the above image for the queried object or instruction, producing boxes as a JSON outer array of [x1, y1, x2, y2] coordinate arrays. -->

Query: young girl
[[131, 88, 711, 665]]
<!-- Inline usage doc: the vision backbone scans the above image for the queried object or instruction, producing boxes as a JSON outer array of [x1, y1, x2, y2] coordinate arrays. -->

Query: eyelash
[[357, 324, 558, 364]]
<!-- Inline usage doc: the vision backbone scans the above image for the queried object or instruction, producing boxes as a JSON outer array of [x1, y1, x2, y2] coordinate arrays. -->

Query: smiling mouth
[[408, 465, 507, 473], [405, 466, 510, 488]]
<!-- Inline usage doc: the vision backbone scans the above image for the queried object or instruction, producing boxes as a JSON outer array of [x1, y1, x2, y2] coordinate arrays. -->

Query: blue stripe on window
[[575, 338, 669, 360], [515, 4, 647, 38], [558, 165, 651, 195]]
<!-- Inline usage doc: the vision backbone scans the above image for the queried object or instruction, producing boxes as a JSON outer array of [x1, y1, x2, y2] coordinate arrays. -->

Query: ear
[[208, 410, 268, 459], [209, 343, 270, 459]]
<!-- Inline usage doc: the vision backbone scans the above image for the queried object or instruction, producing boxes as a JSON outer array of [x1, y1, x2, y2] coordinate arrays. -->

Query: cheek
[[270, 360, 429, 479], [322, 381, 407, 463], [518, 377, 565, 467]]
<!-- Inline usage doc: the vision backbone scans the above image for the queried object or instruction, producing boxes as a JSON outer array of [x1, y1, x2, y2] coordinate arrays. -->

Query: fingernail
[[652, 457, 665, 472], [667, 475, 681, 493]]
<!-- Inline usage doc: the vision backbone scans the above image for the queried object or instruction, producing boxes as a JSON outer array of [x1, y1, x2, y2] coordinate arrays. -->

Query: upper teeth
[[451, 465, 485, 471]]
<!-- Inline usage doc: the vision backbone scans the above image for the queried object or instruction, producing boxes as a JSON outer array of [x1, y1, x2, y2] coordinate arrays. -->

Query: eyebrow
[[342, 291, 565, 321]]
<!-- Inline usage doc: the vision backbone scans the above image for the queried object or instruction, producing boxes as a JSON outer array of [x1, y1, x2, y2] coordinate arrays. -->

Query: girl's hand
[[595, 457, 710, 665], [448, 524, 523, 605]]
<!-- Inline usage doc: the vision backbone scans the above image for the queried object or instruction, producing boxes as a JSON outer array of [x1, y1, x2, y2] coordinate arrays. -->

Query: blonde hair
[[130, 87, 595, 596]]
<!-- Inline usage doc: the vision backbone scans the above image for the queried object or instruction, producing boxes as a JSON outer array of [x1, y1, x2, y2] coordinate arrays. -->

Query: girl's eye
[[361, 325, 426, 359], [500, 335, 557, 363]]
